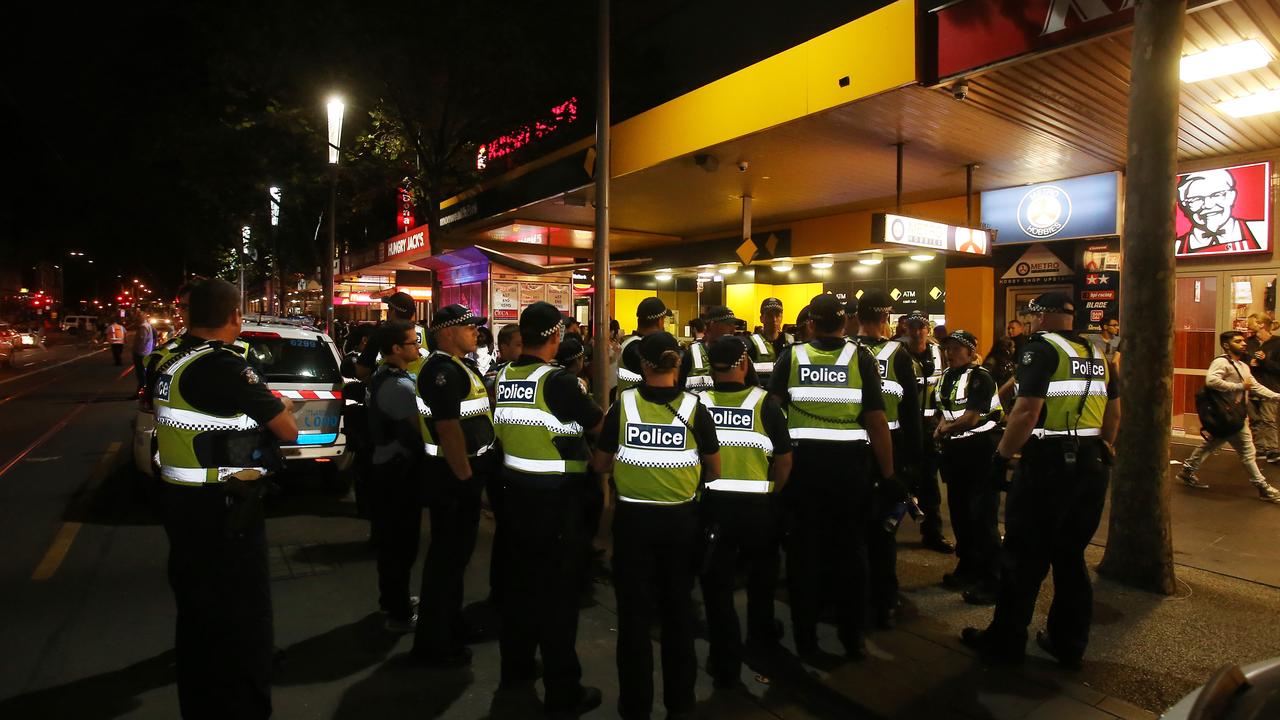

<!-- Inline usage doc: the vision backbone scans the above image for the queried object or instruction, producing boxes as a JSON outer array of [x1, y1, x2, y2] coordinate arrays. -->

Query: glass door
[[1173, 274, 1219, 432]]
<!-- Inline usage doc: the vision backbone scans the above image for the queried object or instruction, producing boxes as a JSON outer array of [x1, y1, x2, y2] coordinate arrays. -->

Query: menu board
[[545, 283, 572, 312], [519, 282, 545, 306], [492, 281, 519, 321]]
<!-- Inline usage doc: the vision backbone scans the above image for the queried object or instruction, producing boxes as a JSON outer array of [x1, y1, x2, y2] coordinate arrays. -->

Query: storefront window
[[1227, 274, 1277, 334]]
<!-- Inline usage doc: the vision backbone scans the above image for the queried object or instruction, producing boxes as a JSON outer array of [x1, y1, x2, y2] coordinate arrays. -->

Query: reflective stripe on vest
[[614, 389, 700, 504], [937, 367, 1002, 439], [161, 465, 265, 485], [686, 342, 713, 390], [751, 334, 778, 376], [418, 352, 495, 457], [699, 386, 772, 493], [705, 479, 771, 493], [1034, 332, 1109, 433], [787, 344, 859, 404], [617, 336, 643, 393], [786, 342, 867, 442], [493, 363, 587, 475], [920, 344, 944, 416]]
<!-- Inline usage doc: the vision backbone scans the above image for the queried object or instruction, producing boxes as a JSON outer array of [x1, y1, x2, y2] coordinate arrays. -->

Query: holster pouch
[[223, 476, 266, 539], [222, 430, 286, 472]]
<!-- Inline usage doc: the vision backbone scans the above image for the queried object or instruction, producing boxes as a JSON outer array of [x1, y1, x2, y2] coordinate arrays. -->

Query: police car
[[133, 317, 351, 483]]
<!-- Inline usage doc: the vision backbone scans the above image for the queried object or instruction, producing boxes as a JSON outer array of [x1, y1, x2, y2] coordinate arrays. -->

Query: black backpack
[[1195, 356, 1247, 439]]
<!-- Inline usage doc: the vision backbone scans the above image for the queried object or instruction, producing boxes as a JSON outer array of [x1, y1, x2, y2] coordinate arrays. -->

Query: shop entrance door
[[1005, 284, 1073, 328], [1173, 275, 1218, 432]]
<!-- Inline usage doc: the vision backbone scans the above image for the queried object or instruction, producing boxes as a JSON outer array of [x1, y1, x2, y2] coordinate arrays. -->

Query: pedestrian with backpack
[[1180, 330, 1280, 503]]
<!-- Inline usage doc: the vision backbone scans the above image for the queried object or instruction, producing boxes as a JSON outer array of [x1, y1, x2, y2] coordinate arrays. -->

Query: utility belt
[[1025, 431, 1105, 469]]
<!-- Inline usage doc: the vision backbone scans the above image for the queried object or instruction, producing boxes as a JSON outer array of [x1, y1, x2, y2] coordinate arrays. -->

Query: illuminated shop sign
[[982, 172, 1120, 245], [477, 97, 580, 170], [383, 225, 429, 261], [871, 213, 992, 256], [1175, 161, 1271, 258]]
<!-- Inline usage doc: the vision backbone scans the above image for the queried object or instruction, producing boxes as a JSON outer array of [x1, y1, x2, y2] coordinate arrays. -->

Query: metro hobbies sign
[[626, 423, 686, 449], [982, 172, 1120, 245]]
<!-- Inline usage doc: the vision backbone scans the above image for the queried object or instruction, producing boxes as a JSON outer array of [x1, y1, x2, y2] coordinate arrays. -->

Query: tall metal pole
[[894, 142, 904, 213], [325, 167, 336, 335], [1096, 0, 1184, 595], [591, 0, 611, 407]]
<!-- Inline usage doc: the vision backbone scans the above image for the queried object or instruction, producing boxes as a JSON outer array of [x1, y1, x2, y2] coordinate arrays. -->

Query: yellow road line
[[30, 441, 123, 582]]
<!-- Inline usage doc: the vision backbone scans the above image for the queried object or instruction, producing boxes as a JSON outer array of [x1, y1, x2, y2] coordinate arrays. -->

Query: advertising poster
[[492, 281, 519, 321], [519, 282, 545, 307], [1175, 161, 1271, 258], [545, 283, 572, 312]]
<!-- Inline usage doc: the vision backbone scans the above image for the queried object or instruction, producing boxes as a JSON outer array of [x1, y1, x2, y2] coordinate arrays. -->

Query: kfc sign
[[384, 225, 429, 260], [1175, 162, 1271, 258]]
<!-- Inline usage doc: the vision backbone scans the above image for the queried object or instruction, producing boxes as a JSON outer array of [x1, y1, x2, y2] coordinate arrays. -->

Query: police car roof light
[[240, 330, 282, 339]]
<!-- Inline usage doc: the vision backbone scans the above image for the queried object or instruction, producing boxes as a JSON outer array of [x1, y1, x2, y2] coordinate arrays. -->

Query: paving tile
[[1023, 695, 1118, 720], [1096, 695, 1158, 720]]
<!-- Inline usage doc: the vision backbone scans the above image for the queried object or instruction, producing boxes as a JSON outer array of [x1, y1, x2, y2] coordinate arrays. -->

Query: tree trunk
[[1096, 0, 1184, 595]]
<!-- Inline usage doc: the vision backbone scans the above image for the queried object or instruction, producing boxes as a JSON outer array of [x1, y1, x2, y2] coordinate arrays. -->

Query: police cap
[[519, 301, 563, 340], [637, 297, 673, 320], [760, 297, 784, 314], [858, 289, 895, 315], [904, 310, 930, 327], [383, 291, 416, 315], [555, 336, 585, 365], [707, 334, 749, 370], [429, 304, 486, 333], [704, 306, 736, 325], [638, 331, 682, 365], [944, 329, 979, 351], [806, 293, 845, 325], [1026, 291, 1074, 315]]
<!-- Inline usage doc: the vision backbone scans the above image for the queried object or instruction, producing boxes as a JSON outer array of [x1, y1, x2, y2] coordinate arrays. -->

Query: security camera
[[737, 161, 749, 173], [950, 80, 969, 101]]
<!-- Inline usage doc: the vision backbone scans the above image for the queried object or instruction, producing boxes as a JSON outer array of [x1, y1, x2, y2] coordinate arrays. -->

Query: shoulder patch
[[1021, 351, 1035, 366], [241, 367, 260, 384], [434, 371, 448, 386]]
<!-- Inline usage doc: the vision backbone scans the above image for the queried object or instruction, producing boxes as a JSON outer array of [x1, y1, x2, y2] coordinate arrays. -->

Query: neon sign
[[477, 97, 579, 170]]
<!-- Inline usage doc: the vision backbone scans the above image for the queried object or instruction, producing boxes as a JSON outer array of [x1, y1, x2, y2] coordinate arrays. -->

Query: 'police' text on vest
[[496, 380, 538, 404], [626, 423, 686, 449], [710, 407, 754, 430], [798, 365, 848, 386]]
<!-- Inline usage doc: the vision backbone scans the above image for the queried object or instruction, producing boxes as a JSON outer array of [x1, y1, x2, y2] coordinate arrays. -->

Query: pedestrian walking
[[903, 311, 955, 554], [616, 297, 671, 398], [492, 302, 604, 717], [412, 304, 496, 667], [107, 318, 126, 365], [768, 293, 901, 659], [592, 331, 720, 720], [130, 313, 155, 390], [748, 297, 793, 388], [1247, 318, 1280, 463], [153, 279, 299, 719], [934, 330, 1004, 605], [851, 290, 922, 629], [366, 320, 427, 633], [961, 291, 1119, 669], [697, 334, 793, 685], [1179, 330, 1280, 502]]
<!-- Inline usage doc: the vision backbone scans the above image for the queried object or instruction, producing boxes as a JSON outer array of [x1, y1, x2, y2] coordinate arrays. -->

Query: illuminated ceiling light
[[713, 274, 724, 282], [697, 272, 714, 280], [772, 258, 793, 272], [858, 251, 884, 266], [910, 252, 936, 262], [810, 256, 834, 269], [655, 273, 672, 283], [719, 265, 738, 276], [1216, 88, 1280, 118], [1181, 40, 1272, 83]]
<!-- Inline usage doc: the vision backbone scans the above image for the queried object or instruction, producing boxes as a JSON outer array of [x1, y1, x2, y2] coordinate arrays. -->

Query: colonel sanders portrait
[[1175, 168, 1265, 255]]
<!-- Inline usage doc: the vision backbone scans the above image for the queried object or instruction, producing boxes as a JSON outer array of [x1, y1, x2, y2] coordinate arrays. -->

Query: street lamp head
[[327, 97, 345, 165]]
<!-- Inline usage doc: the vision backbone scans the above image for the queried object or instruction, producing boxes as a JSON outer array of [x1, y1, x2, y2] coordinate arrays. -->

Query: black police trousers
[[867, 468, 900, 618], [612, 501, 699, 719], [161, 482, 272, 720], [940, 432, 1001, 588], [987, 437, 1109, 658], [370, 453, 422, 620], [700, 490, 782, 682], [915, 433, 946, 541], [499, 479, 589, 709], [784, 444, 872, 654], [413, 454, 491, 658]]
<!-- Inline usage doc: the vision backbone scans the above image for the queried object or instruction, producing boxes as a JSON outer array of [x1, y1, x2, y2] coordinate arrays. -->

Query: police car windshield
[[240, 334, 340, 384]]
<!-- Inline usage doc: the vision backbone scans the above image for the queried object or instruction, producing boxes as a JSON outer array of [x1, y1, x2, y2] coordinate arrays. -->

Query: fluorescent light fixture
[[1181, 40, 1272, 83], [910, 252, 936, 262], [719, 265, 738, 276], [810, 256, 834, 269], [713, 274, 723, 282], [772, 258, 793, 272], [1216, 88, 1280, 118], [655, 273, 672, 283], [697, 272, 714, 280], [858, 251, 883, 266], [327, 97, 345, 164]]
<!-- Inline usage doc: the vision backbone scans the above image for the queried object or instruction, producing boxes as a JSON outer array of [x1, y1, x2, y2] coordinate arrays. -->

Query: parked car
[[133, 317, 351, 488], [60, 315, 99, 334], [1162, 657, 1280, 719], [0, 323, 16, 368]]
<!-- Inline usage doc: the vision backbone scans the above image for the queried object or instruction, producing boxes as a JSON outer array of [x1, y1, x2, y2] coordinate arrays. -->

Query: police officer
[[768, 293, 901, 659], [154, 279, 299, 720], [412, 304, 495, 667], [698, 334, 793, 686], [748, 297, 793, 387], [355, 291, 426, 381], [616, 296, 671, 398], [680, 306, 758, 391], [903, 310, 955, 554], [962, 291, 1119, 668], [492, 302, 604, 716], [592, 332, 720, 720], [366, 320, 427, 632], [851, 290, 922, 629], [933, 330, 1004, 605]]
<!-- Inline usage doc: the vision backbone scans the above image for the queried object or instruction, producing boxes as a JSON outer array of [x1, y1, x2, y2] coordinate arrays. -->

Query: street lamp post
[[325, 97, 344, 336], [269, 185, 282, 315]]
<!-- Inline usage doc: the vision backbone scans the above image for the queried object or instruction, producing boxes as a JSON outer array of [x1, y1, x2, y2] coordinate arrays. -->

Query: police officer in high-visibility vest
[[154, 279, 299, 720], [903, 310, 955, 554], [697, 334, 793, 686], [592, 331, 720, 720], [851, 290, 922, 629], [616, 296, 671, 399], [492, 301, 604, 716], [411, 304, 495, 667], [680, 306, 758, 392], [933, 329, 1004, 606], [962, 291, 1119, 669], [749, 297, 793, 388], [768, 293, 902, 659]]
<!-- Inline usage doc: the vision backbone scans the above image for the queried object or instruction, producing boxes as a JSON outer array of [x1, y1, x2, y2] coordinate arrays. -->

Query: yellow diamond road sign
[[890, 288, 902, 301], [736, 238, 755, 266], [930, 286, 942, 300]]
